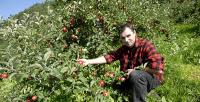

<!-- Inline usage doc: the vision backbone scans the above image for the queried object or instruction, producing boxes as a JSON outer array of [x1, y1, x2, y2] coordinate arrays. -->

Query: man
[[77, 22, 164, 102]]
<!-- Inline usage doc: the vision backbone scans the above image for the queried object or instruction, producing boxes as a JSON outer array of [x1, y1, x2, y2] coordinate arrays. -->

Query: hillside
[[0, 0, 199, 102]]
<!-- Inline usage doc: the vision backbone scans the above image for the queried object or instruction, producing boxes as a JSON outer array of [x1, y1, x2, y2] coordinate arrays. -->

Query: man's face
[[120, 27, 136, 48]]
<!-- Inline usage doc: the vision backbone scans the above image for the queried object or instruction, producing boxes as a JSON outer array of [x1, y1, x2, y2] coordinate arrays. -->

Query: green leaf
[[27, 63, 43, 69], [15, 73, 29, 82], [66, 78, 74, 83], [36, 91, 45, 99], [108, 96, 115, 102], [54, 90, 61, 95], [83, 82, 89, 88], [8, 56, 18, 67], [8, 72, 17, 80], [161, 96, 167, 102], [79, 76, 87, 83], [60, 67, 68, 73], [0, 61, 9, 67], [12, 97, 22, 101], [61, 84, 67, 90], [69, 67, 78, 74], [50, 68, 62, 79], [90, 80, 96, 87], [65, 78, 75, 86], [43, 48, 54, 62]]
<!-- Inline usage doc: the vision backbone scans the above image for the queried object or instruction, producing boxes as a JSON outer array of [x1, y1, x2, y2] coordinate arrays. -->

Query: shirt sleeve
[[103, 47, 123, 64], [145, 42, 164, 72]]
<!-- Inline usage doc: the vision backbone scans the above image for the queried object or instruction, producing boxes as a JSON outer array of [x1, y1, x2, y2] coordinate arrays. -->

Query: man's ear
[[119, 38, 123, 44], [133, 30, 136, 35]]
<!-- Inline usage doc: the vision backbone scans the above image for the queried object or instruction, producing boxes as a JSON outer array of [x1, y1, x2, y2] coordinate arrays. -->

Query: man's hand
[[77, 59, 89, 66], [125, 69, 135, 78], [76, 56, 106, 66]]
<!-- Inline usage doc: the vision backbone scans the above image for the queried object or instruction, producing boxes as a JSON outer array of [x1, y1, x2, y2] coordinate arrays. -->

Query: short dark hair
[[118, 22, 136, 34]]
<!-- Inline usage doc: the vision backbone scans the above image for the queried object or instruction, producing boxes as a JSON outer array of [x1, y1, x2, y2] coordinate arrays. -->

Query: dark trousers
[[127, 70, 161, 102]]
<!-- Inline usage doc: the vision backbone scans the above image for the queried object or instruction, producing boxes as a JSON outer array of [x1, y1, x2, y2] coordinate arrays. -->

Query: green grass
[[179, 64, 200, 81], [168, 24, 199, 101], [155, 63, 200, 102], [147, 24, 200, 102]]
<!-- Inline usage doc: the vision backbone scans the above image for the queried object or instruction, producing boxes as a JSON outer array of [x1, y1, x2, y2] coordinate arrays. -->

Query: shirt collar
[[134, 36, 139, 48]]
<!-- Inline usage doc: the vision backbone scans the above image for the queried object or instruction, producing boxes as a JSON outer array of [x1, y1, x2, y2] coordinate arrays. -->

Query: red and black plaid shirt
[[104, 37, 164, 82]]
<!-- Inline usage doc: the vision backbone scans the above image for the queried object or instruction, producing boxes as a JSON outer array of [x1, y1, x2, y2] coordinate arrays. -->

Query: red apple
[[98, 15, 104, 22], [118, 76, 126, 81], [26, 99, 31, 102], [62, 26, 68, 32], [69, 17, 75, 27], [28, 75, 33, 80], [77, 27, 81, 32], [1, 73, 8, 79], [92, 71, 97, 77], [32, 95, 37, 101], [102, 91, 109, 96], [109, 72, 115, 78], [98, 80, 105, 87], [104, 72, 115, 77], [104, 72, 110, 77], [26, 97, 31, 102], [63, 44, 68, 49], [71, 34, 78, 41]]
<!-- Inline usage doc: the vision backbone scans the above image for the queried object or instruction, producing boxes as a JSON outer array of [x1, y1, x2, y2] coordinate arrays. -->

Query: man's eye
[[127, 35, 131, 37]]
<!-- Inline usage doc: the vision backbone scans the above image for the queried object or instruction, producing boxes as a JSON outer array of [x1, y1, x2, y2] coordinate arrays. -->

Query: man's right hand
[[77, 59, 89, 66], [76, 56, 107, 66]]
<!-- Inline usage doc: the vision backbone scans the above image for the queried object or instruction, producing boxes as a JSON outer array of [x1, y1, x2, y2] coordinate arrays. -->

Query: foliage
[[0, 0, 199, 102], [167, 0, 200, 34]]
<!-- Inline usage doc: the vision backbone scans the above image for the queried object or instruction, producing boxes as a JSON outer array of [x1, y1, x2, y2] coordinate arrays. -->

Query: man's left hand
[[125, 69, 135, 78]]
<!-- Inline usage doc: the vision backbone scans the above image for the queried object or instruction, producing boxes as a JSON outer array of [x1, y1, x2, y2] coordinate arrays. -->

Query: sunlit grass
[[147, 24, 200, 102], [179, 64, 200, 81]]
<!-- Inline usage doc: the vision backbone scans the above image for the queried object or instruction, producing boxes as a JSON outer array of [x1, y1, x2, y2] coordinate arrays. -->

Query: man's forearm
[[87, 56, 107, 65]]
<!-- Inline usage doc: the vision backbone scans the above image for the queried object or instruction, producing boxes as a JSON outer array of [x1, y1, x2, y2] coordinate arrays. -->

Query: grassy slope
[[148, 24, 200, 102]]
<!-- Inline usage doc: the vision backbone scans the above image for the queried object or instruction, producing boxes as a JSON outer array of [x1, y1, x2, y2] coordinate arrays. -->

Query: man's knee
[[129, 70, 146, 85]]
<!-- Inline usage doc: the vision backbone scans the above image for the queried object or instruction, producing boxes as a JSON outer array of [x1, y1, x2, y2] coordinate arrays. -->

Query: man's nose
[[125, 37, 129, 42]]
